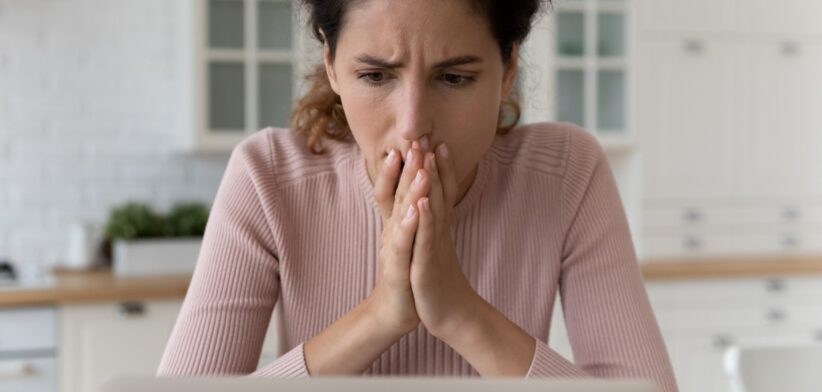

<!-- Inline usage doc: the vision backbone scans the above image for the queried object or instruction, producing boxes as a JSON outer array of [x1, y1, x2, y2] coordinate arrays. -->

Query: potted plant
[[104, 201, 209, 277]]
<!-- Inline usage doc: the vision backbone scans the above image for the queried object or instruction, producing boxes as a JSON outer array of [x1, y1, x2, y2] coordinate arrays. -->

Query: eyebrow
[[354, 54, 484, 69]]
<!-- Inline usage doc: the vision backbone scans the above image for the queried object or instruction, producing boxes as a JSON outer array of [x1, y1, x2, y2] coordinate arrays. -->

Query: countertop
[[1, 255, 822, 308]]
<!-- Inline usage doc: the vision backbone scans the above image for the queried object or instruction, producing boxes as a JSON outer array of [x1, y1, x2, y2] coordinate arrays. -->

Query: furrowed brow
[[354, 54, 483, 69]]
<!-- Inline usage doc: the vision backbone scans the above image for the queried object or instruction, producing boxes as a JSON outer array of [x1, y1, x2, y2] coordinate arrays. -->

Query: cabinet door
[[634, 0, 735, 34], [59, 299, 183, 392], [637, 37, 736, 201], [736, 0, 822, 35], [734, 41, 822, 199]]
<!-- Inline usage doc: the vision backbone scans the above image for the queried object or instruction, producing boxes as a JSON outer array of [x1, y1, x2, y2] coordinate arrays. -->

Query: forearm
[[437, 295, 536, 377], [303, 295, 408, 375]]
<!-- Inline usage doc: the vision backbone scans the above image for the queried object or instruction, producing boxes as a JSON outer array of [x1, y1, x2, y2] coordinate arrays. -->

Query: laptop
[[101, 376, 662, 392]]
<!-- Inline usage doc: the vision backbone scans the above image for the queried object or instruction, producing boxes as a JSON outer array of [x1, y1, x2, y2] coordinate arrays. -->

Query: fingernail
[[412, 140, 421, 151], [414, 170, 424, 186], [403, 205, 416, 223], [420, 197, 430, 212], [385, 149, 396, 165], [407, 149, 415, 164], [420, 135, 430, 151], [428, 154, 437, 170], [437, 144, 449, 159]]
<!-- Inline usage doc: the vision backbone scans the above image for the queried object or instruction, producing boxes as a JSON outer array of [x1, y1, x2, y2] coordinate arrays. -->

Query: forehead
[[336, 0, 498, 63]]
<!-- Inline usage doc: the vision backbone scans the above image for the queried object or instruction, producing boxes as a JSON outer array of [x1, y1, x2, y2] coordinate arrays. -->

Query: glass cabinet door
[[201, 0, 296, 145], [553, 0, 630, 138]]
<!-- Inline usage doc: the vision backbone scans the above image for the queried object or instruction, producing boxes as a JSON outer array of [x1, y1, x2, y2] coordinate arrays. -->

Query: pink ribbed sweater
[[156, 122, 678, 391]]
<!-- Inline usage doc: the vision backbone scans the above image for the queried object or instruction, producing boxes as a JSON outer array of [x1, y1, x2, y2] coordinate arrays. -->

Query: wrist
[[364, 289, 419, 338], [430, 292, 487, 345]]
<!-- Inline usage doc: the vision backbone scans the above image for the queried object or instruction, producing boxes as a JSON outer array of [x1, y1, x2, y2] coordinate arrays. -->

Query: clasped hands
[[369, 135, 481, 340]]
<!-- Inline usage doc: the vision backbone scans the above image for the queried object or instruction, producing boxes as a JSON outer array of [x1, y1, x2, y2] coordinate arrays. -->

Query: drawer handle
[[712, 334, 734, 351], [780, 234, 799, 249], [116, 302, 146, 317], [781, 206, 800, 221], [765, 277, 787, 292], [682, 208, 703, 223], [0, 361, 36, 379], [683, 39, 705, 55], [765, 308, 786, 323], [780, 41, 800, 57], [682, 235, 702, 251]]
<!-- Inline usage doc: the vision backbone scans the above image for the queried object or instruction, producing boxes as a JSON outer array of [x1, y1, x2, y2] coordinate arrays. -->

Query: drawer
[[0, 307, 57, 352], [644, 202, 822, 229], [642, 229, 820, 259], [654, 305, 797, 333], [647, 276, 822, 308], [0, 357, 57, 392]]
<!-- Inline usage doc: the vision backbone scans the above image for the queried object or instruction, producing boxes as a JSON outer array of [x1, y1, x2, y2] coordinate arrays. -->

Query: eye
[[440, 73, 475, 87], [358, 71, 389, 86]]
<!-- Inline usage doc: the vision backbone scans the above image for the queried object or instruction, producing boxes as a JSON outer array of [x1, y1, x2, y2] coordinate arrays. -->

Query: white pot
[[112, 237, 202, 277]]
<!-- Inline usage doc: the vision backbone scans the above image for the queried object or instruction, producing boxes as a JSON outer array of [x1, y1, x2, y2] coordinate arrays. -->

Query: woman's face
[[323, 0, 518, 202]]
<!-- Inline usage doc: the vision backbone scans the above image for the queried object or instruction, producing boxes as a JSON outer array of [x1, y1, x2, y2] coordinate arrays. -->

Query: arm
[[156, 133, 410, 377], [440, 128, 678, 391], [155, 136, 288, 376]]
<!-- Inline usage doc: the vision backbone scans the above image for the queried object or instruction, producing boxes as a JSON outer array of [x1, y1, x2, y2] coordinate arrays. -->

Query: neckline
[[353, 145, 491, 222]]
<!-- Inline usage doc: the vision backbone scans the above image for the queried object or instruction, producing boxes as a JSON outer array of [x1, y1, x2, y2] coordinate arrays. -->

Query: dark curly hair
[[290, 0, 552, 153]]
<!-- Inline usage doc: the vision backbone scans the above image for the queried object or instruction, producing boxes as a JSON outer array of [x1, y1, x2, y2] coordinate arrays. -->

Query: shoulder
[[232, 127, 358, 187], [489, 121, 605, 179]]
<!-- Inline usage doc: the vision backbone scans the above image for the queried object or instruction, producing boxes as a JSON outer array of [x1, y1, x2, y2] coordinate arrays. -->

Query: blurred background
[[0, 0, 821, 391]]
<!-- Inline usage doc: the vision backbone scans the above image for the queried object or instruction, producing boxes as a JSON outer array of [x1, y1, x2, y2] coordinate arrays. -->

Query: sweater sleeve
[[156, 132, 310, 377], [523, 127, 679, 392]]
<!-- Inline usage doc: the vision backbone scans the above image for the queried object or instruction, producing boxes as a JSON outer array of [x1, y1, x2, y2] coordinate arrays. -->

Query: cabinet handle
[[682, 207, 703, 223], [116, 302, 146, 318], [0, 360, 36, 378], [780, 41, 800, 57], [765, 277, 787, 293], [780, 206, 800, 221], [765, 308, 786, 323], [780, 234, 799, 249], [712, 334, 734, 351], [683, 39, 704, 54], [682, 235, 702, 251]]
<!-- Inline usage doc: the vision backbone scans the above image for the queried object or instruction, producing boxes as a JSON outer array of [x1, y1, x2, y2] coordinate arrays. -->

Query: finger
[[424, 152, 447, 221], [393, 144, 424, 214], [435, 144, 459, 209], [374, 149, 401, 222], [390, 204, 419, 268], [412, 196, 433, 266]]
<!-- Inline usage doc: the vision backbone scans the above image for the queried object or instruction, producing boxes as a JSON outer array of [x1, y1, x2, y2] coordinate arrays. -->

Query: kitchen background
[[1, 0, 821, 391]]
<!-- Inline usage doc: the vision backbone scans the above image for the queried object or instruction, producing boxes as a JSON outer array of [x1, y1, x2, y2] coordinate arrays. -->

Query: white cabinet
[[58, 299, 183, 392], [634, 0, 822, 260], [736, 0, 822, 36], [646, 275, 822, 392], [636, 0, 822, 36], [635, 0, 736, 34], [734, 41, 822, 199], [636, 37, 736, 201], [0, 307, 58, 392]]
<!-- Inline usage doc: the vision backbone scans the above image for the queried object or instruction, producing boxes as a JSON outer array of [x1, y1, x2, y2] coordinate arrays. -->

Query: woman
[[157, 0, 678, 390]]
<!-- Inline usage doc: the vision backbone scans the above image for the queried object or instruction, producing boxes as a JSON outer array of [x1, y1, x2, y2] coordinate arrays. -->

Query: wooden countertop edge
[[639, 254, 822, 280], [2, 256, 822, 307], [0, 269, 191, 308]]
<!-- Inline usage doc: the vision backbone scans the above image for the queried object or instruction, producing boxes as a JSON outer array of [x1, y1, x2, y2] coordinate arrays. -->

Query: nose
[[395, 78, 432, 148]]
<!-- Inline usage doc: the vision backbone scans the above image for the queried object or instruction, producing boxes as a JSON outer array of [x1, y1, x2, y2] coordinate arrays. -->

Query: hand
[[409, 143, 482, 339], [367, 142, 432, 335]]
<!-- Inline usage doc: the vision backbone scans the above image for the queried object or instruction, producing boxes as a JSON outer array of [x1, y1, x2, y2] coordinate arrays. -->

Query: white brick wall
[[0, 0, 230, 268]]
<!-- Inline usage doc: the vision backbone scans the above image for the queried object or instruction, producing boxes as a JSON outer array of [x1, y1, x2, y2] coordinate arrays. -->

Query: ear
[[320, 29, 341, 95], [501, 42, 520, 99]]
